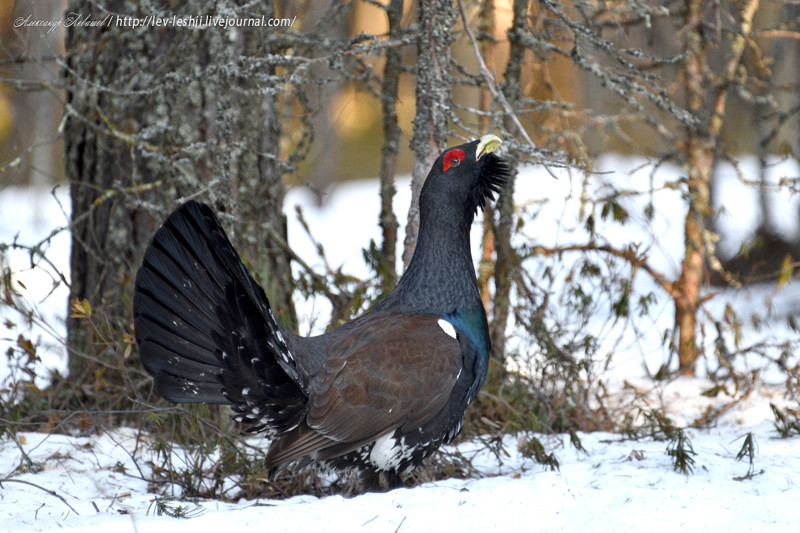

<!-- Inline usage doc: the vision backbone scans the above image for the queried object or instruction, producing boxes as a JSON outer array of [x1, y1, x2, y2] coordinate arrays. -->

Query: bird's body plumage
[[133, 135, 509, 489]]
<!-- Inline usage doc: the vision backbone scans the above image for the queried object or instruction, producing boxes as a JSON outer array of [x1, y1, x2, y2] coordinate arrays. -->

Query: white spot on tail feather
[[437, 319, 457, 340]]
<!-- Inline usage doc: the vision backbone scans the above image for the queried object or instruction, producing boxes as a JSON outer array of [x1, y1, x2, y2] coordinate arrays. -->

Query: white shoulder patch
[[437, 318, 457, 340]]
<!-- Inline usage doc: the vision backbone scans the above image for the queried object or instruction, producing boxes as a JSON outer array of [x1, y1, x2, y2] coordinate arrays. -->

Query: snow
[[2, 155, 800, 531], [2, 387, 798, 532], [0, 185, 71, 383]]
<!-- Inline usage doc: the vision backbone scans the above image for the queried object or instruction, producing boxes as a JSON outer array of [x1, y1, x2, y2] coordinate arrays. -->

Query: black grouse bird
[[133, 134, 508, 489]]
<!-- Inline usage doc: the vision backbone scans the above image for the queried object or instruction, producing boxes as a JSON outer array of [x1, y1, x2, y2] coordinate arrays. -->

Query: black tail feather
[[214, 278, 306, 434], [134, 201, 306, 435]]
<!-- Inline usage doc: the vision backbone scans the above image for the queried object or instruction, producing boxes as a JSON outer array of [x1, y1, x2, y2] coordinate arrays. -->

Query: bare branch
[[0, 478, 80, 515]]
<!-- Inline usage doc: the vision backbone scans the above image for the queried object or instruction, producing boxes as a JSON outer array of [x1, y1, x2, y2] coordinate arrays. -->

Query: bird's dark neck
[[378, 210, 481, 315]]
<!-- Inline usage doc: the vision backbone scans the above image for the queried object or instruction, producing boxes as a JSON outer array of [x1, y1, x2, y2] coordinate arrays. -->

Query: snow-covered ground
[[1, 381, 798, 532], [2, 155, 799, 531]]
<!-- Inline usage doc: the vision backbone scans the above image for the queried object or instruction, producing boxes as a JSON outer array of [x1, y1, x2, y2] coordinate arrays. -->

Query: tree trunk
[[488, 0, 528, 363], [226, 11, 297, 331], [676, 0, 758, 374], [64, 1, 295, 392], [377, 0, 405, 290], [403, 0, 456, 267], [675, 0, 712, 375]]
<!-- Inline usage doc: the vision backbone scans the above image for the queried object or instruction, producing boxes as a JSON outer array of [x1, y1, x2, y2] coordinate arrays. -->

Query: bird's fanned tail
[[133, 201, 306, 437]]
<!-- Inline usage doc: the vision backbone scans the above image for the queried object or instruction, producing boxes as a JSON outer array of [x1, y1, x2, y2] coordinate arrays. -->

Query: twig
[[100, 428, 147, 481], [708, 0, 760, 139], [456, 0, 536, 151], [456, 0, 590, 177], [756, 29, 800, 40], [0, 478, 80, 515], [8, 432, 35, 473], [531, 242, 677, 297]]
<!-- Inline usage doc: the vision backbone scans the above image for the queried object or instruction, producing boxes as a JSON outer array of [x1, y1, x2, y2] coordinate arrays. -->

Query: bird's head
[[420, 134, 510, 226]]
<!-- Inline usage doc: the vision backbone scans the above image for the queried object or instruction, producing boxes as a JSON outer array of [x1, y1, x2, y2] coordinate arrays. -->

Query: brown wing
[[264, 311, 462, 471], [309, 311, 462, 439]]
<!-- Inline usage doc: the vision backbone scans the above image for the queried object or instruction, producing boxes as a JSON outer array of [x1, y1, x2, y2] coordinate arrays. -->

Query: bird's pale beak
[[476, 134, 503, 160]]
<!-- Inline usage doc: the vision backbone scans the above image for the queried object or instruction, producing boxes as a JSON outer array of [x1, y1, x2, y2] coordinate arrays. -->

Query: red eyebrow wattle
[[443, 149, 466, 172]]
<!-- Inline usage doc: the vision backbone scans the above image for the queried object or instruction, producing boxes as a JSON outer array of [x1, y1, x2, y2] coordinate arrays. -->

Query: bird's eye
[[443, 149, 466, 172]]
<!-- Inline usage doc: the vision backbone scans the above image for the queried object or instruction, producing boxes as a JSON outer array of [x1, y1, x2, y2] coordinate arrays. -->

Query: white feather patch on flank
[[437, 318, 457, 340], [370, 433, 409, 471]]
